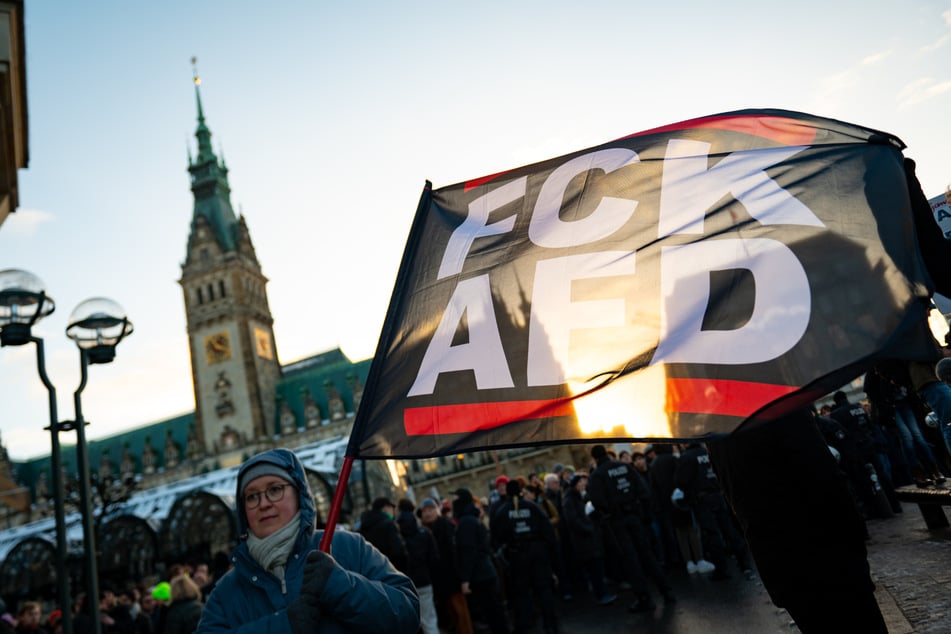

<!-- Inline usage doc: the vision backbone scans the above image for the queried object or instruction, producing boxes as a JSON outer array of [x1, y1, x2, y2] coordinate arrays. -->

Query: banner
[[930, 189, 951, 240], [348, 109, 940, 459]]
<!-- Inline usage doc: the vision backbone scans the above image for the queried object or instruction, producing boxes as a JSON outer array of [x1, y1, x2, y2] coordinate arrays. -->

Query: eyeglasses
[[244, 483, 294, 509]]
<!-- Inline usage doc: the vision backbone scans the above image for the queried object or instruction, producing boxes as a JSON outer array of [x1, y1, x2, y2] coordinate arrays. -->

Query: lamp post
[[65, 298, 133, 634], [0, 269, 72, 634], [0, 271, 133, 634]]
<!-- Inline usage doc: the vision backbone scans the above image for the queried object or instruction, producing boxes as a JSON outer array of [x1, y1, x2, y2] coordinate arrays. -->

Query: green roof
[[274, 349, 372, 434], [12, 411, 194, 498]]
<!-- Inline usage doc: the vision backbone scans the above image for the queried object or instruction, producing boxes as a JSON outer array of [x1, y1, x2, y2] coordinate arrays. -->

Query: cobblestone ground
[[867, 506, 951, 634]]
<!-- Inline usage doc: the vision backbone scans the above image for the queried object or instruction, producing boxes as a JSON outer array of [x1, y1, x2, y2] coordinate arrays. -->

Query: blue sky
[[1, 1, 950, 459]]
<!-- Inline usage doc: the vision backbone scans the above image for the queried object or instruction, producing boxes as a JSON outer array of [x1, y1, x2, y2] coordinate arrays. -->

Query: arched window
[[161, 491, 237, 564], [99, 515, 160, 583], [0, 537, 57, 602]]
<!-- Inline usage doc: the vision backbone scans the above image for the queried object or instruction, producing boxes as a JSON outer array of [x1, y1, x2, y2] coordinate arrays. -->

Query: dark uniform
[[587, 445, 674, 612], [673, 443, 751, 579], [830, 393, 901, 517], [452, 489, 509, 634], [491, 481, 559, 634]]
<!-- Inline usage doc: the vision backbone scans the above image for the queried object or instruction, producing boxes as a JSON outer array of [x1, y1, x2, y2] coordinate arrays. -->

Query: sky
[[0, 0, 949, 460]]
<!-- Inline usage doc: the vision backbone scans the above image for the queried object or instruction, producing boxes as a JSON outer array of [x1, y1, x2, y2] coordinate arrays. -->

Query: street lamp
[[0, 271, 133, 634], [65, 298, 133, 634], [0, 269, 72, 634]]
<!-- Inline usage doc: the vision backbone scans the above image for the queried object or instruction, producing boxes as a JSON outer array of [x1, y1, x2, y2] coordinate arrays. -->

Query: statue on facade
[[186, 424, 203, 460], [141, 436, 157, 474], [348, 373, 364, 412], [301, 387, 321, 428], [98, 449, 114, 480], [165, 430, 181, 469], [280, 397, 297, 436], [325, 380, 346, 421], [120, 443, 136, 476], [215, 371, 235, 417]]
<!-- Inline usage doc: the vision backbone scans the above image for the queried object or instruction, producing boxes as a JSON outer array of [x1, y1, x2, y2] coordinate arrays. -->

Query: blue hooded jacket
[[196, 448, 419, 633]]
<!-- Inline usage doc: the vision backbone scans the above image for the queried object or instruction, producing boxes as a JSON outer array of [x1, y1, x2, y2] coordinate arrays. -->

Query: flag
[[348, 109, 940, 459]]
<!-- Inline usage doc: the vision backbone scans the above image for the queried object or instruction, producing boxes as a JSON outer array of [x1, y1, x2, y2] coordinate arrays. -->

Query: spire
[[186, 57, 239, 253], [191, 57, 215, 164]]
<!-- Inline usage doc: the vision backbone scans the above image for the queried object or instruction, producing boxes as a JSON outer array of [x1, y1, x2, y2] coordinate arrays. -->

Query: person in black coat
[[830, 391, 901, 516], [588, 444, 674, 613], [707, 409, 887, 633], [419, 498, 473, 634], [452, 488, 509, 634], [560, 472, 616, 605], [396, 499, 440, 634], [491, 480, 560, 634], [359, 497, 410, 572], [673, 443, 752, 580]]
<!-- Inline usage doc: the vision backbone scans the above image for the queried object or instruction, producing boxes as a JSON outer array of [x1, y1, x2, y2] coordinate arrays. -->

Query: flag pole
[[319, 455, 354, 552]]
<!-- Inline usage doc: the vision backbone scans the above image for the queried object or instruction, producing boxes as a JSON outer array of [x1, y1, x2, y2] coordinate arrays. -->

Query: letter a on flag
[[346, 109, 942, 459]]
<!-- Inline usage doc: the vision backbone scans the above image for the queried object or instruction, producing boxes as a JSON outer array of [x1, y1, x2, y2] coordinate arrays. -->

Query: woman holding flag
[[196, 448, 419, 633]]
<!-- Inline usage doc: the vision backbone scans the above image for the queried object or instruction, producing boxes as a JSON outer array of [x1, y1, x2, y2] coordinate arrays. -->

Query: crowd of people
[[5, 352, 951, 634], [352, 439, 765, 634]]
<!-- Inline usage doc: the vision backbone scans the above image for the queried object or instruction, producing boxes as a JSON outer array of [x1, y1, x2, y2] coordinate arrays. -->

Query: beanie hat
[[238, 461, 294, 498], [152, 582, 171, 602], [419, 497, 438, 509]]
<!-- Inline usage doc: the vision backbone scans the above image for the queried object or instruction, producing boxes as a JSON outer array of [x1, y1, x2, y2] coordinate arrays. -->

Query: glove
[[670, 488, 686, 509], [287, 597, 320, 634], [287, 550, 336, 634], [301, 549, 336, 599]]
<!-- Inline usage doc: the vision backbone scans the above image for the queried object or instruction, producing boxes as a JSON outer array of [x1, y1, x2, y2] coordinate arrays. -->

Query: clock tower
[[179, 72, 281, 456]]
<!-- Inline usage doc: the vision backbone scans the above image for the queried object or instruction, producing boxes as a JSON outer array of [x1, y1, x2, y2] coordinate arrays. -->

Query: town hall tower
[[179, 74, 281, 457]]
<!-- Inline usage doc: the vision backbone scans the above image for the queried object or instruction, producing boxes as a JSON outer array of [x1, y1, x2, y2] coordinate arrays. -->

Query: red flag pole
[[319, 455, 355, 553]]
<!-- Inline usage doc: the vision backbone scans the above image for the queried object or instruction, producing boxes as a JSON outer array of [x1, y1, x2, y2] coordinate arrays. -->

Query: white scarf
[[247, 511, 301, 583]]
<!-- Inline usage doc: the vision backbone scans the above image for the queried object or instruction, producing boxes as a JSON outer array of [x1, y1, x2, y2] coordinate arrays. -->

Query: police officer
[[673, 442, 753, 580], [491, 479, 560, 634], [830, 391, 901, 517], [587, 444, 674, 613]]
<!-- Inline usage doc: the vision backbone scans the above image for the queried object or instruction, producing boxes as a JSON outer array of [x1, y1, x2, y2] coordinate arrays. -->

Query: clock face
[[254, 327, 273, 360], [204, 331, 232, 364]]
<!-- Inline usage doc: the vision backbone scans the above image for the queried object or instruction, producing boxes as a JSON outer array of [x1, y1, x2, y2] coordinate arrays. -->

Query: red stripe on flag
[[463, 169, 515, 192], [618, 115, 818, 147], [462, 115, 816, 192], [404, 399, 574, 436], [404, 378, 796, 436], [666, 378, 798, 417]]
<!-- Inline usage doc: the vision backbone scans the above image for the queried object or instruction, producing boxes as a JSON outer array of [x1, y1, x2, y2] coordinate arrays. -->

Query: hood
[[235, 448, 316, 538], [396, 510, 418, 537]]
